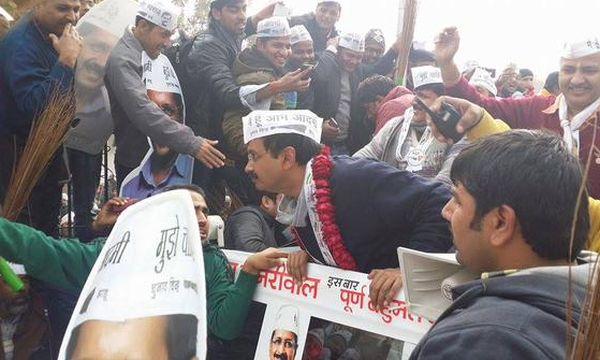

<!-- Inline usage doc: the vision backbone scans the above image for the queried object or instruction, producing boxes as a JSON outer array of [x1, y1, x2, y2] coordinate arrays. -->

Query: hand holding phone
[[414, 97, 463, 143]]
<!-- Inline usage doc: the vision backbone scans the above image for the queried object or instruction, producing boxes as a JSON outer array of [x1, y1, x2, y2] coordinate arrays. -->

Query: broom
[[393, 0, 418, 85], [2, 89, 76, 221], [1, 89, 76, 292], [569, 117, 600, 358]]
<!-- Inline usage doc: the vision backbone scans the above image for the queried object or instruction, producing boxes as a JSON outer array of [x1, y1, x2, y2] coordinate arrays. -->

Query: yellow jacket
[[465, 112, 600, 252]]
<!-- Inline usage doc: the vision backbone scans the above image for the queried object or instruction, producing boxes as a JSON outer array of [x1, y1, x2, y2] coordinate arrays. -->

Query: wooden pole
[[394, 0, 418, 85]]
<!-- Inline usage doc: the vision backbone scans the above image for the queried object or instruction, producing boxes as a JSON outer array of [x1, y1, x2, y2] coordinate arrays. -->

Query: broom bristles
[[2, 89, 76, 222]]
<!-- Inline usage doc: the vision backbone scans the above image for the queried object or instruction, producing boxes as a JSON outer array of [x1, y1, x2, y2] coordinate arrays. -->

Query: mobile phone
[[328, 118, 340, 128], [299, 64, 314, 80], [414, 97, 463, 142], [273, 3, 292, 18]]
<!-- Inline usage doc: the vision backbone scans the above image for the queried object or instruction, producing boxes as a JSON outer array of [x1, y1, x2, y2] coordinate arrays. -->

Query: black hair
[[65, 315, 198, 359], [135, 15, 156, 28], [209, 0, 245, 23], [162, 184, 207, 198], [519, 68, 533, 78], [316, 1, 342, 11], [414, 82, 445, 96], [357, 75, 395, 104], [544, 71, 559, 93], [408, 48, 436, 64], [450, 130, 589, 261], [262, 133, 323, 166]]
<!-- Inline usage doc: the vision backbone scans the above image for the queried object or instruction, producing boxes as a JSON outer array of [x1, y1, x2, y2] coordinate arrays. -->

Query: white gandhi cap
[[339, 32, 365, 52], [290, 25, 313, 45], [256, 17, 291, 38], [562, 36, 600, 60], [137, 0, 180, 32], [412, 65, 443, 89]]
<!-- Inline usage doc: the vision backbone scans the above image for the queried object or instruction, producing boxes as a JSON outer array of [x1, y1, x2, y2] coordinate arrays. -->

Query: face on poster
[[59, 190, 207, 360], [120, 52, 194, 199]]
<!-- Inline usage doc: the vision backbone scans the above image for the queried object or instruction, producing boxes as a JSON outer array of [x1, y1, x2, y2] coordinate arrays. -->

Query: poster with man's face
[[58, 190, 207, 360], [66, 0, 138, 152], [119, 52, 194, 199]]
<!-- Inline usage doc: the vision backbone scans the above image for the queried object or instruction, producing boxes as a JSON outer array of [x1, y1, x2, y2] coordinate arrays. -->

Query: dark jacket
[[410, 264, 591, 359], [224, 206, 287, 252], [222, 47, 288, 161], [0, 13, 74, 138], [310, 49, 398, 152], [290, 13, 338, 53], [295, 156, 452, 272], [184, 20, 255, 140]]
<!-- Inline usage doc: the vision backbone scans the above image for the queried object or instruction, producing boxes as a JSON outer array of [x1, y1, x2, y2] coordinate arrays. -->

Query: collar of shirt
[[139, 154, 188, 189], [123, 26, 144, 55], [542, 94, 560, 115]]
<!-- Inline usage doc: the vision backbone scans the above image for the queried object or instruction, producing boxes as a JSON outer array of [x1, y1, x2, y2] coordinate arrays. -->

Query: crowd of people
[[0, 0, 599, 359]]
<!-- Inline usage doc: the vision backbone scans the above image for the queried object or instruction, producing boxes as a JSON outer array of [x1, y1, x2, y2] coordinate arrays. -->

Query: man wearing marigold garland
[[242, 109, 453, 309]]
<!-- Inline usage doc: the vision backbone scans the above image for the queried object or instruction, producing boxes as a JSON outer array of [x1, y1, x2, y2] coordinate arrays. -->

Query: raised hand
[[434, 27, 460, 65]]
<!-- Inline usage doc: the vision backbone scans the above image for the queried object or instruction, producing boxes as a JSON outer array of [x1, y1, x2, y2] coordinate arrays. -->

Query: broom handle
[[0, 257, 25, 293]]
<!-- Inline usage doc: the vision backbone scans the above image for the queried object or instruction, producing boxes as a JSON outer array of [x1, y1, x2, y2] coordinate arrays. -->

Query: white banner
[[59, 190, 207, 359], [223, 250, 431, 360]]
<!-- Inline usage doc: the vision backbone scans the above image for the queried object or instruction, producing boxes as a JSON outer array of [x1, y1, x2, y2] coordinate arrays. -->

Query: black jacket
[[290, 13, 338, 53], [410, 264, 590, 359], [184, 20, 255, 140], [295, 156, 452, 273], [310, 49, 398, 152]]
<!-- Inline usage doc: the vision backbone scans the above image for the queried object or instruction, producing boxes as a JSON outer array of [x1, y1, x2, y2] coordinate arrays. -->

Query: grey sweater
[[354, 112, 466, 185], [105, 28, 203, 168]]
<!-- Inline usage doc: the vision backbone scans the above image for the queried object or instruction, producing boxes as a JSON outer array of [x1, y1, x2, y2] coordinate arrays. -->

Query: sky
[[244, 0, 600, 81]]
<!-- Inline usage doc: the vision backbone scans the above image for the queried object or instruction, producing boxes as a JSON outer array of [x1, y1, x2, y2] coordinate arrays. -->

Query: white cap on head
[[243, 110, 323, 144], [412, 65, 443, 89], [274, 305, 299, 334], [256, 16, 291, 38], [290, 25, 313, 45], [137, 0, 180, 32], [79, 0, 138, 38], [339, 32, 365, 52], [469, 68, 498, 97], [562, 36, 600, 60]]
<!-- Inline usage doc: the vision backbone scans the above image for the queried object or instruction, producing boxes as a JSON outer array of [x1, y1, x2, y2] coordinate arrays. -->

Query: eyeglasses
[[247, 151, 268, 163]]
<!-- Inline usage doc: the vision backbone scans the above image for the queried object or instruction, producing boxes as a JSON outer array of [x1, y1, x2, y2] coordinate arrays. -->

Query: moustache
[[248, 172, 258, 181]]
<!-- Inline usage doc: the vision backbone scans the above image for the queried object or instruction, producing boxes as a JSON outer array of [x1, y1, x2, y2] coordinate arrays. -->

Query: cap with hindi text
[[137, 0, 180, 32], [290, 25, 313, 45], [562, 36, 600, 60], [412, 65, 443, 90], [339, 32, 365, 52], [243, 110, 323, 144], [256, 17, 291, 38]]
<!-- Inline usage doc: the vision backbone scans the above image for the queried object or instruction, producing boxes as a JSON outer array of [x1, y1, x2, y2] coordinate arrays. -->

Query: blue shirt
[[0, 13, 74, 137], [120, 154, 193, 199]]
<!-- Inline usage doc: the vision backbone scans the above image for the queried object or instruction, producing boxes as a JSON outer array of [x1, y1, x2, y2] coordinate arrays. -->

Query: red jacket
[[447, 76, 600, 198], [375, 86, 414, 134]]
